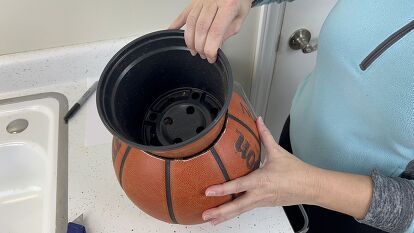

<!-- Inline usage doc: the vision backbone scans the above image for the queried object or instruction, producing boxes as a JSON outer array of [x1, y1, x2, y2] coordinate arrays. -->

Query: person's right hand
[[169, 0, 253, 63]]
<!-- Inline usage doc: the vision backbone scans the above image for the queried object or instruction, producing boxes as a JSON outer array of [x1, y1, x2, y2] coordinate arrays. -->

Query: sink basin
[[0, 93, 68, 233]]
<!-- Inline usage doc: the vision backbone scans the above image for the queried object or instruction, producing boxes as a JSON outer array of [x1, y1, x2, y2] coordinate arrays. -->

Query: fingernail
[[207, 57, 215, 64], [190, 50, 197, 56], [206, 190, 215, 196], [200, 54, 206, 59], [258, 116, 263, 124], [202, 213, 211, 221]]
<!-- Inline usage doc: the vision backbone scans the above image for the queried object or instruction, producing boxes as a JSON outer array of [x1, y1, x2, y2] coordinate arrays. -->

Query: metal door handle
[[289, 29, 318, 53]]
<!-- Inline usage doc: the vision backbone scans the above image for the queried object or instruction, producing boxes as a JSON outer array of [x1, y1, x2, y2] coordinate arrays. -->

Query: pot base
[[143, 88, 222, 146]]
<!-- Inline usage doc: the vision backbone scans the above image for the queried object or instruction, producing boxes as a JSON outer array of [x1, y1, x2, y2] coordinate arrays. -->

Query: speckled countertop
[[0, 36, 294, 233]]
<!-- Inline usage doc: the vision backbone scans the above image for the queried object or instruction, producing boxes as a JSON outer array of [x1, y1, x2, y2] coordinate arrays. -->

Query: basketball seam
[[228, 114, 260, 145], [118, 146, 131, 187], [165, 160, 178, 224], [210, 147, 237, 200]]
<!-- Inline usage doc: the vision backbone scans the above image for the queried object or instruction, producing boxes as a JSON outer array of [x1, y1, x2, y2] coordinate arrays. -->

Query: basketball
[[97, 29, 261, 225], [111, 92, 260, 224]]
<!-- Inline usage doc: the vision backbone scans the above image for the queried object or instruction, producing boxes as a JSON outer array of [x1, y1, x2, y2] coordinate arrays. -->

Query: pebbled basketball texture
[[112, 92, 261, 224]]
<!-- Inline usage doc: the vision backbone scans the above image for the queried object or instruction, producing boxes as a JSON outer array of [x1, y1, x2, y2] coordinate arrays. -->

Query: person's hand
[[169, 0, 253, 63], [201, 116, 320, 225]]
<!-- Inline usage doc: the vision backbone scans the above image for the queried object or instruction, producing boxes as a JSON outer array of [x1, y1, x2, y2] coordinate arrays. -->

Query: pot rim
[[96, 29, 233, 154]]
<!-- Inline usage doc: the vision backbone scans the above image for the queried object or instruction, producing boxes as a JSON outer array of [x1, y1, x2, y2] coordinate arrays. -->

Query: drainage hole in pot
[[196, 126, 204, 134], [191, 92, 200, 99], [173, 138, 183, 144], [186, 106, 195, 114], [149, 113, 157, 121], [163, 117, 173, 125]]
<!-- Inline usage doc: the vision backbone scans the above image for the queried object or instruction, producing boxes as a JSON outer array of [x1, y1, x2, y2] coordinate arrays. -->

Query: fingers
[[257, 117, 278, 155], [169, 4, 193, 29], [195, 4, 218, 59], [205, 175, 256, 197], [204, 7, 238, 63], [202, 193, 258, 225], [171, 0, 250, 62], [184, 2, 203, 55]]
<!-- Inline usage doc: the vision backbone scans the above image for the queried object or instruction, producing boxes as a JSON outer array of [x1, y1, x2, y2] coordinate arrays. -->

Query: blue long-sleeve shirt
[[253, 0, 414, 232]]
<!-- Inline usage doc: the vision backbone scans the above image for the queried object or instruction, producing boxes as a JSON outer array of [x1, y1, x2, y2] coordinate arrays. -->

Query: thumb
[[257, 116, 279, 156]]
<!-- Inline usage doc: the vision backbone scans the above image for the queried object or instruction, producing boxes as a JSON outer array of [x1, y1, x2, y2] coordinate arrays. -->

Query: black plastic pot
[[97, 29, 233, 158]]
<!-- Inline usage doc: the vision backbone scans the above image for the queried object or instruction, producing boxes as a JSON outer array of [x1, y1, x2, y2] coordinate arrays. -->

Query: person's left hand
[[202, 117, 320, 225], [169, 0, 252, 63]]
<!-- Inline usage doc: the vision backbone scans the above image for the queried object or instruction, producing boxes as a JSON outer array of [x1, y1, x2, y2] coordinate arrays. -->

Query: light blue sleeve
[[252, 0, 294, 7]]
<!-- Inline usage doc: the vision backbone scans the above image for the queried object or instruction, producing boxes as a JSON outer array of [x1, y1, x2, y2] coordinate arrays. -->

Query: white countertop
[[0, 37, 294, 233]]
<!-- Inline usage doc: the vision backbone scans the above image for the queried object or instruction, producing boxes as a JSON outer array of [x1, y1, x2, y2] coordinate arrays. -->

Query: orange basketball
[[97, 30, 261, 225], [112, 92, 260, 224]]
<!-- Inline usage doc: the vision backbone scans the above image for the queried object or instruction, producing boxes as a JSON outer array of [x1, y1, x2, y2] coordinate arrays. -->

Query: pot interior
[[99, 30, 232, 149]]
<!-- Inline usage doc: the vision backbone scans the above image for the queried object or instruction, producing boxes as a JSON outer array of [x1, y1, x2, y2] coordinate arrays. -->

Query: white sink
[[0, 93, 68, 233]]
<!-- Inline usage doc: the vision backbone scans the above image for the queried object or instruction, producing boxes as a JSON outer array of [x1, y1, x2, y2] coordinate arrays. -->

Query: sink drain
[[6, 119, 29, 134]]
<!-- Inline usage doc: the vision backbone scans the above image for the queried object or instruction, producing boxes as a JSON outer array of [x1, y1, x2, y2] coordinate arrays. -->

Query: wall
[[0, 0, 261, 94]]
